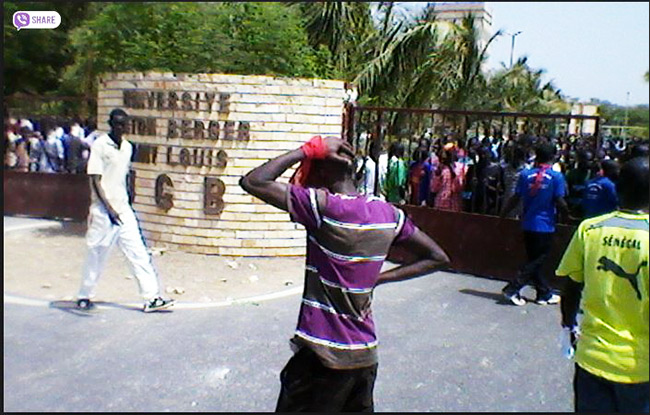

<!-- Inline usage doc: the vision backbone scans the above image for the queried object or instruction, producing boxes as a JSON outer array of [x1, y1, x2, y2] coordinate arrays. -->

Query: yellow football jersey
[[557, 211, 649, 383]]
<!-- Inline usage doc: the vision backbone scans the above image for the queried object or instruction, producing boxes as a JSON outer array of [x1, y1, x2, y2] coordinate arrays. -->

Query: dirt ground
[[4, 221, 306, 304]]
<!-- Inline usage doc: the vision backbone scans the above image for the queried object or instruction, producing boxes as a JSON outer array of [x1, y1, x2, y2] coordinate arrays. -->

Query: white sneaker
[[536, 293, 560, 305], [503, 291, 526, 306], [143, 297, 176, 312]]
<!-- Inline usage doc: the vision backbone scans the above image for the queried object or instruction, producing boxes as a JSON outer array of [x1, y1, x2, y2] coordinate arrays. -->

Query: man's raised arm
[[239, 136, 354, 211]]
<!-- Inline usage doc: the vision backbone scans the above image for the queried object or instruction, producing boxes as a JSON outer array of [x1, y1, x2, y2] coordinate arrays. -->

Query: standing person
[[500, 142, 570, 306], [581, 159, 620, 219], [471, 145, 491, 214], [461, 138, 480, 212], [28, 131, 44, 172], [407, 148, 432, 206], [501, 144, 527, 219], [83, 119, 100, 156], [239, 135, 450, 412], [566, 150, 597, 219], [384, 141, 408, 204], [66, 123, 90, 174], [355, 139, 380, 197], [76, 109, 175, 312], [431, 145, 465, 212], [41, 127, 65, 173], [4, 137, 18, 170], [56, 125, 72, 169], [479, 148, 504, 216], [13, 127, 32, 173], [557, 157, 648, 413]]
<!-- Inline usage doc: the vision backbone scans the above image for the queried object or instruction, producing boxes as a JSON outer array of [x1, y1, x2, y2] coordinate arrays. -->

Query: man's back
[[67, 136, 88, 173], [239, 135, 451, 412], [517, 166, 566, 232], [557, 210, 649, 383], [287, 184, 414, 369], [582, 176, 618, 219]]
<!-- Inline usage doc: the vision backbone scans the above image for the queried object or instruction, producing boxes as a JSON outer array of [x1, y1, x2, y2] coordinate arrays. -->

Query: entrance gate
[[343, 104, 600, 284]]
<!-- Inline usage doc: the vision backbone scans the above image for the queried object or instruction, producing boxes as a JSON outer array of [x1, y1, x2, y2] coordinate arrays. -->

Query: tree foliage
[[3, 1, 96, 96], [354, 11, 501, 111], [293, 2, 374, 80], [482, 57, 569, 113], [60, 2, 331, 97]]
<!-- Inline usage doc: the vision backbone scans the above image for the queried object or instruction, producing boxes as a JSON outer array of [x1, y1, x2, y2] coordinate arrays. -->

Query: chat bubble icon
[[13, 12, 30, 30]]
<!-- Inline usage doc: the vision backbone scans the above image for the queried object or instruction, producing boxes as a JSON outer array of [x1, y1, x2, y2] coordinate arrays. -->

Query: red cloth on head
[[301, 135, 329, 159], [290, 136, 329, 186]]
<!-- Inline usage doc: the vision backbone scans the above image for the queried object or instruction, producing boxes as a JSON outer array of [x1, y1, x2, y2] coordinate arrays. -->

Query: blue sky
[[398, 2, 649, 106]]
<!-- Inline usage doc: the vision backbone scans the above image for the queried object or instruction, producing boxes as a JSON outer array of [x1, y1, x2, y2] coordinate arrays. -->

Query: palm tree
[[292, 2, 375, 79], [484, 57, 558, 113], [354, 11, 501, 110]]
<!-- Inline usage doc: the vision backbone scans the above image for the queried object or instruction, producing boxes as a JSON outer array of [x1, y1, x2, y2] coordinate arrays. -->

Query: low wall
[[3, 171, 90, 221], [387, 206, 576, 286]]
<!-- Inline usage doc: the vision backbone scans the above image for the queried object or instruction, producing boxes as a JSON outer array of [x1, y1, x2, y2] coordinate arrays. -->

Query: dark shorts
[[275, 346, 378, 412], [574, 364, 649, 413]]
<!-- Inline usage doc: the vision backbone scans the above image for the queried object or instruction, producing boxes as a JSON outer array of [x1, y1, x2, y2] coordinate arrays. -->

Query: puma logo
[[597, 256, 647, 300]]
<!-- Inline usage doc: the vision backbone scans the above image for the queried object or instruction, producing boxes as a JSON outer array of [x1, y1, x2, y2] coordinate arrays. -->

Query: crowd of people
[[356, 130, 649, 223], [4, 116, 99, 174]]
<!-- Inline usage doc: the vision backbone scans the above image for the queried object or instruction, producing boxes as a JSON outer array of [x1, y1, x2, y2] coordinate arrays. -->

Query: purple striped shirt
[[287, 185, 416, 369]]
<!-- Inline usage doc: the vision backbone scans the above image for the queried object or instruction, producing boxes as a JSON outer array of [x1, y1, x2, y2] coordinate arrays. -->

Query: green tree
[[482, 57, 567, 113], [61, 3, 330, 99], [354, 11, 500, 111], [293, 1, 374, 80], [218, 3, 333, 77], [3, 1, 97, 96]]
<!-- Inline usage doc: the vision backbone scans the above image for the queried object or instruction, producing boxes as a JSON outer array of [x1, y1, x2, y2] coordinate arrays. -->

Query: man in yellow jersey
[[557, 156, 648, 413]]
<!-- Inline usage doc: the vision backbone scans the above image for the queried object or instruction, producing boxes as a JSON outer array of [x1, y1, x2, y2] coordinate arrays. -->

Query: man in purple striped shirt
[[240, 135, 450, 412]]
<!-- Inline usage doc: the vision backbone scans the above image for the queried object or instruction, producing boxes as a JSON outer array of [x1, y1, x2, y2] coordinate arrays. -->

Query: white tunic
[[86, 133, 133, 215]]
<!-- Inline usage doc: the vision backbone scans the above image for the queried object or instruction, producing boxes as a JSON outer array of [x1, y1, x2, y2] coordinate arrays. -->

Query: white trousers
[[78, 203, 161, 301]]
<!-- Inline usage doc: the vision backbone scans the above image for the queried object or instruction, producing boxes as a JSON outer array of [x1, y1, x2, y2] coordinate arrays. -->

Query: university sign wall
[[97, 72, 346, 256]]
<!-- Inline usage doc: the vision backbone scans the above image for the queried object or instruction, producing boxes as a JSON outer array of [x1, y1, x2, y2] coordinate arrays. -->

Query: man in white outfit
[[77, 108, 175, 312]]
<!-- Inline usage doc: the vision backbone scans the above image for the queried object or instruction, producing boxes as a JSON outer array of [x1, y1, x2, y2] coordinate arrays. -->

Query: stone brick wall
[[96, 72, 346, 256]]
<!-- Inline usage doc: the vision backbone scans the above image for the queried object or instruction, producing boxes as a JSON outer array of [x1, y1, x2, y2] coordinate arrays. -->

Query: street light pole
[[508, 31, 522, 68], [623, 91, 630, 142]]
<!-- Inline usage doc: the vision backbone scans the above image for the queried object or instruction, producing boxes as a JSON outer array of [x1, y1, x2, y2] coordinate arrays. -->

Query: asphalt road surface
[[4, 268, 574, 412]]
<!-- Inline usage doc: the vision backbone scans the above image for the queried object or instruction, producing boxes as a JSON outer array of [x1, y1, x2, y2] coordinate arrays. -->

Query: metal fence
[[345, 105, 601, 162]]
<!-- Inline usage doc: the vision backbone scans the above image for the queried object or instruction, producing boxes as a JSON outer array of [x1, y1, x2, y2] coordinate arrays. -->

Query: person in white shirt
[[41, 128, 65, 173], [355, 139, 386, 199], [76, 109, 175, 313]]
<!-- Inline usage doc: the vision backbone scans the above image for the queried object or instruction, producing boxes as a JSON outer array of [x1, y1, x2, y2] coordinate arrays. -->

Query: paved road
[[4, 215, 64, 233], [4, 268, 574, 412]]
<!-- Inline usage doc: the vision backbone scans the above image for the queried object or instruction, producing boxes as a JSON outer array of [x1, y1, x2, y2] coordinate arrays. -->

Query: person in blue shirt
[[499, 142, 570, 306], [581, 159, 619, 219], [408, 148, 432, 206]]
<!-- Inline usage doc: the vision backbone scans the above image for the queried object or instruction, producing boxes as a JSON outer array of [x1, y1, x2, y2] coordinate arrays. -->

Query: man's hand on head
[[321, 136, 355, 166]]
